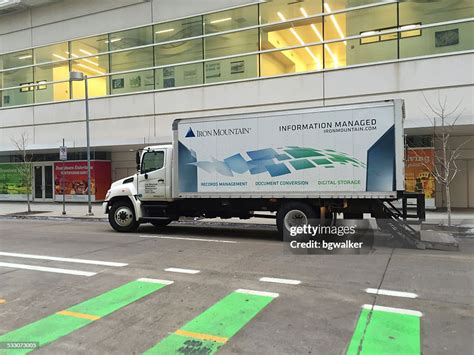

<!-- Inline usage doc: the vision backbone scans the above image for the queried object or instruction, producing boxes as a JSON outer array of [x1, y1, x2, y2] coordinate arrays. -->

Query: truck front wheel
[[277, 202, 318, 238], [109, 201, 139, 232]]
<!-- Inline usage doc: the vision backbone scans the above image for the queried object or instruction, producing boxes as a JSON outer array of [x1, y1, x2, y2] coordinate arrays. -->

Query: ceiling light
[[361, 31, 377, 36], [77, 63, 105, 76], [400, 24, 420, 31], [105, 38, 122, 44], [53, 53, 67, 60], [300, 7, 338, 66], [79, 49, 94, 56], [324, 3, 347, 46], [210, 17, 232, 24], [155, 28, 175, 34], [18, 54, 32, 60], [278, 12, 321, 69]]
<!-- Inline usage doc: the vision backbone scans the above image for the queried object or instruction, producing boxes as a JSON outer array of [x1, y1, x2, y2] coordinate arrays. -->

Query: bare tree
[[12, 133, 34, 213], [417, 92, 472, 226]]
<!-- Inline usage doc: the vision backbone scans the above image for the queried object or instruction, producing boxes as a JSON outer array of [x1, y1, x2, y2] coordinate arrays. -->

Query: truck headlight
[[105, 190, 111, 200]]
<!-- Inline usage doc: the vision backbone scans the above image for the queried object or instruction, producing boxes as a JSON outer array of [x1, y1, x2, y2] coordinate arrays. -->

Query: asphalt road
[[0, 219, 472, 354]]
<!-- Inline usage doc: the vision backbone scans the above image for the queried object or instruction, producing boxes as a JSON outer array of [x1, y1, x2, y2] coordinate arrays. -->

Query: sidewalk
[[0, 201, 472, 231]]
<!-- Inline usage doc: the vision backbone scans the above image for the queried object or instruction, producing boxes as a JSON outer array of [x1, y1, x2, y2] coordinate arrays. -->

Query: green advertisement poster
[[0, 163, 28, 199]]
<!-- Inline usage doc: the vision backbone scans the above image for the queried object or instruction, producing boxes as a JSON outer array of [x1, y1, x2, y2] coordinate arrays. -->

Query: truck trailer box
[[173, 100, 405, 199]]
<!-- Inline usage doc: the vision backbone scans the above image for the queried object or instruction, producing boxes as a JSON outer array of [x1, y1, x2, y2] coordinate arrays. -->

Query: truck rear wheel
[[109, 201, 139, 232], [277, 202, 318, 238]]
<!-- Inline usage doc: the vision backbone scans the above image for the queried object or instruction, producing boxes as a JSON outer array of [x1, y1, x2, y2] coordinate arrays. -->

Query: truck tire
[[109, 201, 139, 232], [277, 202, 318, 238], [150, 219, 172, 228]]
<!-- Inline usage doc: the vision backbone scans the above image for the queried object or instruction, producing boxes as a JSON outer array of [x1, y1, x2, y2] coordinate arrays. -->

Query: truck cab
[[103, 144, 173, 232]]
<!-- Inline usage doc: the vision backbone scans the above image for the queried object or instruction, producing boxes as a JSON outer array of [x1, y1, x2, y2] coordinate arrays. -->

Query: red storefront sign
[[54, 161, 111, 201]]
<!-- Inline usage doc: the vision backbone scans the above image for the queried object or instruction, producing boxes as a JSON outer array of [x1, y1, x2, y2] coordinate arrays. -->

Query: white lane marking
[[137, 278, 174, 285], [366, 288, 418, 299], [235, 289, 279, 298], [362, 304, 423, 317], [139, 235, 237, 244], [0, 262, 96, 277], [259, 277, 301, 285], [165, 267, 200, 274], [0, 251, 127, 267]]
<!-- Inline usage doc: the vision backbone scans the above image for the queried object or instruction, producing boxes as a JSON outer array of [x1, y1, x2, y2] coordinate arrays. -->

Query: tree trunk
[[446, 185, 451, 227]]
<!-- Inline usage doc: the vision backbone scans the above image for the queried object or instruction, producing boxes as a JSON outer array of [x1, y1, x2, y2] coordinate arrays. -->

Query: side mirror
[[135, 151, 140, 165]]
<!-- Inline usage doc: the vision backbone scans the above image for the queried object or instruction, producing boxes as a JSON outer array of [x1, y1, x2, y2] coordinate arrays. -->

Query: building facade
[[0, 0, 473, 206]]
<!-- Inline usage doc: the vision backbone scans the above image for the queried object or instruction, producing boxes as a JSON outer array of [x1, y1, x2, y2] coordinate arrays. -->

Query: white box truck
[[103, 99, 423, 238]]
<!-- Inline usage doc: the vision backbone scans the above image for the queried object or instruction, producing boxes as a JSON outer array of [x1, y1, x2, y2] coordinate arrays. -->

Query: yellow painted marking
[[175, 329, 228, 344], [56, 310, 100, 321], [0, 299, 5, 304]]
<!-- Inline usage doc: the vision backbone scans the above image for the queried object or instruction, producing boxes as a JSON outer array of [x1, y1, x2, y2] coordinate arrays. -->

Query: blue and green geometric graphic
[[191, 146, 366, 178]]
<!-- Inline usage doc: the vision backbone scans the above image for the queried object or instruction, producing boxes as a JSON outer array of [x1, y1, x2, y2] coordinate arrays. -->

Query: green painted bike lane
[[0, 278, 173, 355], [144, 289, 279, 354], [347, 305, 422, 355]]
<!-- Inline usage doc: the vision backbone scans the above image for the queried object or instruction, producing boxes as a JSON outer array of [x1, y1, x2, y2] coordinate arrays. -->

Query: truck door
[[138, 149, 167, 200]]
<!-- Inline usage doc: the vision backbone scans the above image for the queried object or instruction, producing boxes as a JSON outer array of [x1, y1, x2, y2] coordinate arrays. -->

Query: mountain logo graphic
[[185, 127, 196, 138]]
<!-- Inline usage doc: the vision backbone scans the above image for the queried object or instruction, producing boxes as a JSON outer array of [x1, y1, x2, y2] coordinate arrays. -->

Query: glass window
[[154, 37, 203, 89], [34, 61, 70, 103], [2, 49, 33, 70], [141, 151, 164, 173], [34, 42, 69, 64], [155, 38, 203, 65], [323, 0, 383, 13], [205, 54, 258, 83], [111, 47, 153, 72], [400, 22, 474, 59], [71, 55, 109, 99], [110, 47, 154, 95], [109, 26, 153, 51], [261, 18, 324, 72], [205, 29, 258, 59], [400, 0, 474, 25], [2, 67, 34, 107], [260, 0, 322, 24], [204, 5, 257, 34], [324, 4, 397, 68], [70, 34, 109, 58], [155, 63, 203, 89], [154, 16, 202, 43], [261, 44, 322, 77]]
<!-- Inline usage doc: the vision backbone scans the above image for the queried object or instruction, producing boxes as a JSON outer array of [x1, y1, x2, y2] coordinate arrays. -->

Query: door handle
[[158, 179, 165, 183]]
